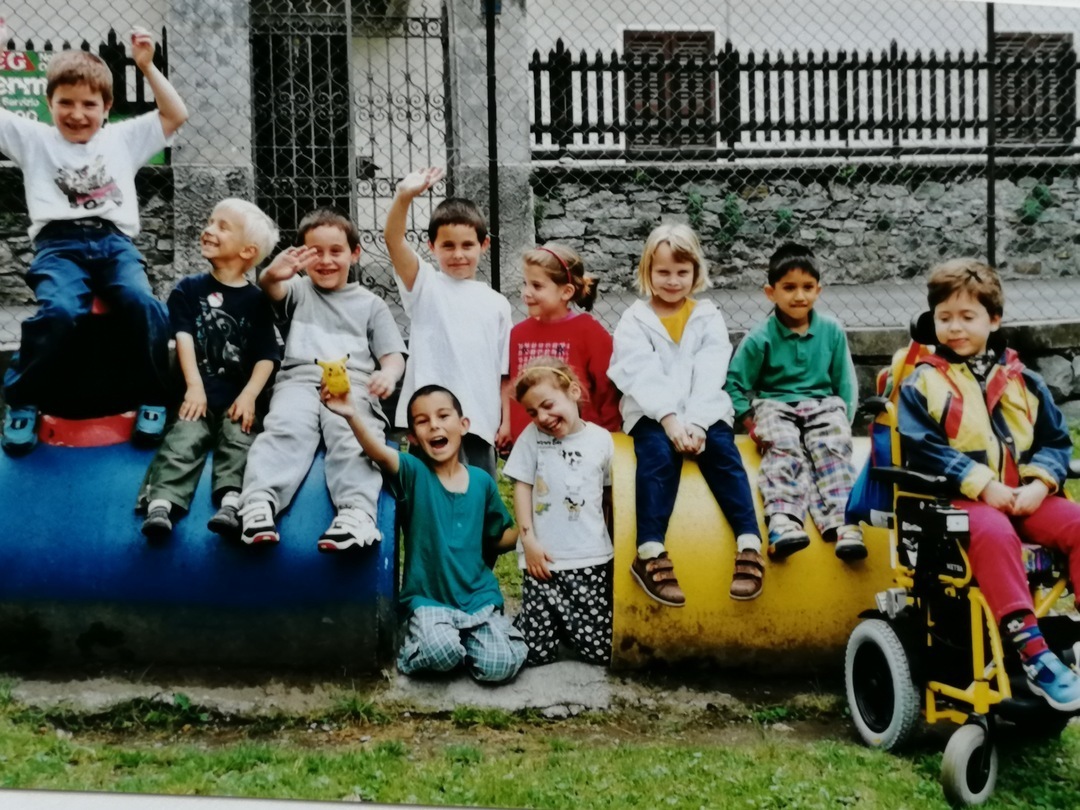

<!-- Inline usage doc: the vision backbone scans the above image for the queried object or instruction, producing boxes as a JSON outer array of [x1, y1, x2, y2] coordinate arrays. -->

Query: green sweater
[[725, 310, 858, 421]]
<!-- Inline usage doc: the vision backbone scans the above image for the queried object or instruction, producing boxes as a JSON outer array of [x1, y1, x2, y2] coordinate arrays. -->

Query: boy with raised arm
[[137, 199, 281, 539], [384, 167, 512, 481], [0, 27, 188, 454], [322, 382, 527, 682], [236, 209, 406, 551]]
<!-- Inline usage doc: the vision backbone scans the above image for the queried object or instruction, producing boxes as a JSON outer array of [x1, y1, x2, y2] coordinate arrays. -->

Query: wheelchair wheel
[[845, 618, 920, 750], [941, 724, 998, 806]]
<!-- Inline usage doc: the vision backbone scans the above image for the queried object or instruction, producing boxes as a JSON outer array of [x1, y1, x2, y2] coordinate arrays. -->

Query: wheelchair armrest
[[1068, 459, 1080, 480], [869, 466, 948, 491], [856, 396, 890, 418]]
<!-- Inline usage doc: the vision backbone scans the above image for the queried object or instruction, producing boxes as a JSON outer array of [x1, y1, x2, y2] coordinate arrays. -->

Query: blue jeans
[[630, 417, 760, 547], [3, 221, 170, 408]]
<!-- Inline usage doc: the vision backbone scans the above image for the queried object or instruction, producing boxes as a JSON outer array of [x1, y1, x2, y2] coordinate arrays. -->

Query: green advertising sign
[[0, 49, 50, 122], [0, 49, 165, 164]]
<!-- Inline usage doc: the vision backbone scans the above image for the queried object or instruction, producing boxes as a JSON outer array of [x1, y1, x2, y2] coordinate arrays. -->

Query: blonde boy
[[384, 167, 511, 481], [0, 30, 188, 454], [137, 199, 281, 539]]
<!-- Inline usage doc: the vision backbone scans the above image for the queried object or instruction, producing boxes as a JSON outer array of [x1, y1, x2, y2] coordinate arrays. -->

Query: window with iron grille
[[250, 1, 353, 238], [994, 32, 1077, 145], [623, 30, 716, 150]]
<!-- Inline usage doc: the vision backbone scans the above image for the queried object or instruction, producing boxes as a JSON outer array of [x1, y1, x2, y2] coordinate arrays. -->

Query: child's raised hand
[[130, 27, 156, 71], [979, 480, 1015, 512], [179, 382, 207, 422], [319, 381, 356, 419], [522, 535, 553, 581], [395, 167, 444, 200], [264, 245, 316, 282], [367, 368, 397, 400], [227, 391, 258, 433], [1010, 480, 1049, 516]]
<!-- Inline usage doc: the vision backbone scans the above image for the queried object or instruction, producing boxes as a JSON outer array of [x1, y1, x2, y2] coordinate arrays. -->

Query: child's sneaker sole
[[767, 534, 810, 560], [835, 539, 869, 561], [241, 531, 279, 545]]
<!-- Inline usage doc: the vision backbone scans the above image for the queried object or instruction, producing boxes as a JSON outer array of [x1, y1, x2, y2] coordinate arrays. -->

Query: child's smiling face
[[47, 82, 110, 144], [519, 379, 582, 439], [303, 225, 360, 291], [933, 290, 1001, 357], [408, 391, 468, 463]]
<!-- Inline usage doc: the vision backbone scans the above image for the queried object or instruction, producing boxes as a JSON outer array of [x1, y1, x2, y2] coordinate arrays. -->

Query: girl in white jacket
[[608, 224, 764, 605]]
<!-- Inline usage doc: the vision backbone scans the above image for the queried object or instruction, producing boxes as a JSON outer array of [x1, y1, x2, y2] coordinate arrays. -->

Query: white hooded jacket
[[608, 298, 735, 434]]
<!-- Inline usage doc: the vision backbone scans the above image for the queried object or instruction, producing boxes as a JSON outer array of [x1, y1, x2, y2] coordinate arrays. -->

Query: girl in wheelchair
[[898, 258, 1080, 712]]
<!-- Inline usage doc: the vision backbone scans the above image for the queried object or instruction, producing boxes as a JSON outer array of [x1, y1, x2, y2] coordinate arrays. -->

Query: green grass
[[2, 698, 1079, 808]]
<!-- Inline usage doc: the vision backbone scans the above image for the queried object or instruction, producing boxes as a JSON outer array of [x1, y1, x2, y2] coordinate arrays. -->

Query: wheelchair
[[843, 313, 1080, 806]]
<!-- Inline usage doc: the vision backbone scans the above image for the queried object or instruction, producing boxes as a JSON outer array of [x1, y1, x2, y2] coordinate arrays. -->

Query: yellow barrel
[[611, 433, 893, 670]]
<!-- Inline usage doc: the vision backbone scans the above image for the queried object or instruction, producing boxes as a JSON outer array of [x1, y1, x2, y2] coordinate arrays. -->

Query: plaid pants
[[514, 562, 612, 667], [755, 396, 855, 534], [398, 604, 527, 683]]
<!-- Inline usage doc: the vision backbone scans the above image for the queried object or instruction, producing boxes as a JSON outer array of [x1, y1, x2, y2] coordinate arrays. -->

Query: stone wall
[[533, 162, 1080, 290], [0, 166, 177, 304]]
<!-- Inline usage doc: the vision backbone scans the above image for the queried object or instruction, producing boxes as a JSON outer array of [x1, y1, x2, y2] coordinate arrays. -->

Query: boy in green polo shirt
[[725, 243, 865, 562], [320, 381, 526, 682]]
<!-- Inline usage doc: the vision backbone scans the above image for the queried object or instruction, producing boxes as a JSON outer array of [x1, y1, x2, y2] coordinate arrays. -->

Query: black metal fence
[[531, 38, 1078, 160]]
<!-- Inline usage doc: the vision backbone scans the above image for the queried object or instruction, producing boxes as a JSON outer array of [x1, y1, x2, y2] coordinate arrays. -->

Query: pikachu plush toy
[[317, 356, 351, 396]]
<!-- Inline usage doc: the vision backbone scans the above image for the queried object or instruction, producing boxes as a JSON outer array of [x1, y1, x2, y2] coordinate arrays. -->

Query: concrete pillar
[[164, 0, 255, 283], [444, 0, 533, 294]]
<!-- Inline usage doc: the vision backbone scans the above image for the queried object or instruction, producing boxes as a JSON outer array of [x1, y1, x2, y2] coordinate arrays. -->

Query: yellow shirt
[[658, 299, 696, 344]]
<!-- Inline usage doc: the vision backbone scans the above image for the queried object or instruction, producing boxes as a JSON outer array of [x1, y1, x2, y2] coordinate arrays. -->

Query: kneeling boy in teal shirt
[[321, 381, 526, 682]]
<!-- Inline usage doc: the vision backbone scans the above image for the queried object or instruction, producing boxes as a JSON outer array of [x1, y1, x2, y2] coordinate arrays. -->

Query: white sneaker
[[239, 500, 279, 545], [318, 507, 381, 552]]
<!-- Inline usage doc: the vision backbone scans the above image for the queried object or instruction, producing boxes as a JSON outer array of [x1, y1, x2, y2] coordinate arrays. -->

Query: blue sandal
[[2, 405, 39, 456], [132, 404, 168, 446]]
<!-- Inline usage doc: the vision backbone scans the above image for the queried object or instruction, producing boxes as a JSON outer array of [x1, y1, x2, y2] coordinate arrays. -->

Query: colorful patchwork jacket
[[897, 348, 1071, 500]]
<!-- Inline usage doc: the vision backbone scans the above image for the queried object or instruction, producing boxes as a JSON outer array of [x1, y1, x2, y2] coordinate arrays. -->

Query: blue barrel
[[0, 435, 397, 670]]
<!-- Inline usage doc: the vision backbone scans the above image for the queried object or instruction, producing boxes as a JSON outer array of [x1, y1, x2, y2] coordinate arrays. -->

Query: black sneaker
[[141, 506, 173, 540], [207, 503, 240, 539]]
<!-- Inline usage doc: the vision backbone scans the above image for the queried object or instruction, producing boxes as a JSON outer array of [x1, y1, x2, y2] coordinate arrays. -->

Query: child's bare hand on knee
[[179, 383, 207, 422], [1010, 480, 1049, 516], [661, 414, 692, 454], [227, 391, 257, 433], [980, 480, 1015, 512], [685, 424, 706, 455], [320, 382, 356, 419]]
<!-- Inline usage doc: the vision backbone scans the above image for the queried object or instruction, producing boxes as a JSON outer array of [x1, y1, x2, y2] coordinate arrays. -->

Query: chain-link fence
[[3, 0, 1080, 350]]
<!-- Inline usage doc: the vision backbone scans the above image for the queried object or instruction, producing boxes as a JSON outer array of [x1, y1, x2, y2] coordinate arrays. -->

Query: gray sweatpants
[[240, 377, 385, 518]]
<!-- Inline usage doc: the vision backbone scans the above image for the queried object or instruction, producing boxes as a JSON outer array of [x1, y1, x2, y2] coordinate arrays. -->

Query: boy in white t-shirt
[[0, 29, 188, 455], [384, 166, 511, 483]]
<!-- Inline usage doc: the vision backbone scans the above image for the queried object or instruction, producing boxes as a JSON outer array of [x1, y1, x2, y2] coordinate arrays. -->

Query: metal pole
[[485, 0, 500, 290], [986, 2, 996, 267]]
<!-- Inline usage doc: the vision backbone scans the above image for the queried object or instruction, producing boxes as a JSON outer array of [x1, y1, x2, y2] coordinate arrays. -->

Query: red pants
[[958, 496, 1080, 622]]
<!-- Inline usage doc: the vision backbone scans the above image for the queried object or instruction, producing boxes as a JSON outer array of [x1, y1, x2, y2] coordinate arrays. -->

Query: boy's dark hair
[[297, 208, 361, 252], [927, 258, 1005, 318], [768, 242, 819, 286], [47, 50, 113, 106], [427, 198, 488, 244], [407, 384, 463, 432]]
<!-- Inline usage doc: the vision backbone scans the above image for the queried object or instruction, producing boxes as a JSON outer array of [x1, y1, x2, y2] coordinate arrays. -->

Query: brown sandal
[[729, 550, 765, 601]]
